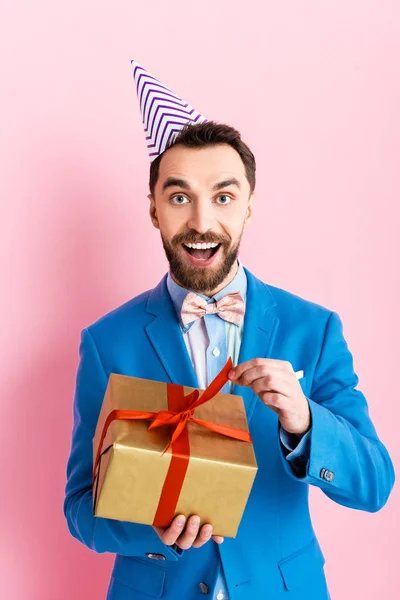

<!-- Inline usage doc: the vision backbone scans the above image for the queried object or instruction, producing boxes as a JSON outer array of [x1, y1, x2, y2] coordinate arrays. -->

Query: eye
[[171, 195, 189, 205], [216, 195, 232, 205]]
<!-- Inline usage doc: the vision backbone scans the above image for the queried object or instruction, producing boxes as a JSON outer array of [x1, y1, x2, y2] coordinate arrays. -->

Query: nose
[[186, 200, 215, 234]]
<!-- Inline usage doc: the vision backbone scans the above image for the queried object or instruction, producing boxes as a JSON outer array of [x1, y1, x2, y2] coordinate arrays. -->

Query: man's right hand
[[153, 514, 224, 550]]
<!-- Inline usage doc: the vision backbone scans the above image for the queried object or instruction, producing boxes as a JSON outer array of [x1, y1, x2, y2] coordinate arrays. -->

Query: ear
[[148, 193, 160, 230], [244, 193, 254, 226]]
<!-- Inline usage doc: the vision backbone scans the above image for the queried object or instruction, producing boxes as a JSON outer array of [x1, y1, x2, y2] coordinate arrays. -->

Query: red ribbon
[[93, 358, 252, 527]]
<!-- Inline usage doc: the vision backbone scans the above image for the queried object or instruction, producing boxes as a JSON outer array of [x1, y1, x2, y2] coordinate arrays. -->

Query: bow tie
[[181, 291, 245, 328]]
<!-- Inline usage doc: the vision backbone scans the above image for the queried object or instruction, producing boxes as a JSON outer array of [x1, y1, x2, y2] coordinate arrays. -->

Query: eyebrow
[[162, 176, 241, 192], [212, 178, 241, 191], [162, 177, 190, 192]]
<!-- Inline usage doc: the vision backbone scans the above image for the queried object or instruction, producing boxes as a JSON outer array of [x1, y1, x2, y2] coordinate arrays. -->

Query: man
[[64, 61, 395, 600]]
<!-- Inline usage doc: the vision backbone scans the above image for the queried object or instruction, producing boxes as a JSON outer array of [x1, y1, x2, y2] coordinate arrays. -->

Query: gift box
[[92, 359, 258, 538]]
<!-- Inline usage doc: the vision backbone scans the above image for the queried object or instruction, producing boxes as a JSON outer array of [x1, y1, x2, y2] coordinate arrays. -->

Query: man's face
[[149, 143, 254, 294]]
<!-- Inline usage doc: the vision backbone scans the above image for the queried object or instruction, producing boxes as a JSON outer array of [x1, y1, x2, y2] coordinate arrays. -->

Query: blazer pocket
[[111, 556, 166, 598], [278, 536, 325, 591]]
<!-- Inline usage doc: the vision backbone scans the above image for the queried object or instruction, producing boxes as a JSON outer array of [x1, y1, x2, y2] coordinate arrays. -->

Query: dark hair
[[149, 121, 256, 196]]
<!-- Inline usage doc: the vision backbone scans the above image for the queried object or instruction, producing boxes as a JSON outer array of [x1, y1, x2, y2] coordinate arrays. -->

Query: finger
[[234, 368, 295, 396], [191, 524, 213, 549], [258, 391, 287, 410], [231, 363, 284, 385], [229, 358, 268, 381], [212, 535, 225, 544], [232, 365, 268, 386], [175, 515, 201, 550], [234, 367, 293, 389], [252, 374, 294, 398], [157, 514, 186, 546], [230, 358, 293, 381]]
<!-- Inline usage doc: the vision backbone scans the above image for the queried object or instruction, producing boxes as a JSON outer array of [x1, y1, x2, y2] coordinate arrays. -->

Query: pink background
[[1, 1, 399, 598]]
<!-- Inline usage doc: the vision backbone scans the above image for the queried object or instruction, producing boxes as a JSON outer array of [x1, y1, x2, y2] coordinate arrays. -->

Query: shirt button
[[216, 592, 224, 600], [199, 582, 209, 594], [212, 347, 220, 357]]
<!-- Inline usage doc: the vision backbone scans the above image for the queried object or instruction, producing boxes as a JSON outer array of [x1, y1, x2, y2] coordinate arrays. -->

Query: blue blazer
[[64, 268, 395, 599]]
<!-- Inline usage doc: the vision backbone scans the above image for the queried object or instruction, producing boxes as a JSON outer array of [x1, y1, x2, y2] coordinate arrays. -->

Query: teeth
[[184, 242, 219, 250]]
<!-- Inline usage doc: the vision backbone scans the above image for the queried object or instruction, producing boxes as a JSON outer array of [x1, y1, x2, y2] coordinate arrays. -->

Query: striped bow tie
[[181, 291, 245, 328]]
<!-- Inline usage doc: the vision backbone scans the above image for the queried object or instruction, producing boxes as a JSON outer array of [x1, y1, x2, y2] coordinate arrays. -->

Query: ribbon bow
[[93, 358, 251, 484]]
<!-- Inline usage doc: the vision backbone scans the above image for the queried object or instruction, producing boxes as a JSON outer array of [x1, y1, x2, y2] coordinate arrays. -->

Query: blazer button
[[199, 582, 209, 594], [320, 468, 334, 482], [145, 553, 166, 561], [324, 470, 335, 482]]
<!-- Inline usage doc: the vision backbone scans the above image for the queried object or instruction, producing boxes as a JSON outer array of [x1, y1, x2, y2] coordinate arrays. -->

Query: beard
[[161, 228, 243, 294]]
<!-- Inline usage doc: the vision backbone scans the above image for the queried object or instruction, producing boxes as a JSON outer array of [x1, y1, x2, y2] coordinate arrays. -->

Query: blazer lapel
[[232, 268, 280, 420], [145, 275, 199, 388], [145, 269, 279, 412]]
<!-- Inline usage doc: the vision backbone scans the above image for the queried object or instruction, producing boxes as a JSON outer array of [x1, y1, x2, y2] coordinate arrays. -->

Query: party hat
[[131, 60, 207, 161]]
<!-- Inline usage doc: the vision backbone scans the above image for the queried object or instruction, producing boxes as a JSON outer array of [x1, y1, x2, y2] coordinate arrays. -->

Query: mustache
[[172, 231, 231, 245]]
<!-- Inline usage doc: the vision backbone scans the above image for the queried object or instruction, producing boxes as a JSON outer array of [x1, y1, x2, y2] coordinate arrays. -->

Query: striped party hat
[[131, 60, 208, 161]]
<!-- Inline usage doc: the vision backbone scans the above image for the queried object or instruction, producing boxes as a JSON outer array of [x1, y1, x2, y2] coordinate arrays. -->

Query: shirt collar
[[166, 259, 247, 331]]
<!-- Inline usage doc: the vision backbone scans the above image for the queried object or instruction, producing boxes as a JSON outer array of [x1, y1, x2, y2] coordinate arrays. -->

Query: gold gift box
[[92, 373, 258, 538]]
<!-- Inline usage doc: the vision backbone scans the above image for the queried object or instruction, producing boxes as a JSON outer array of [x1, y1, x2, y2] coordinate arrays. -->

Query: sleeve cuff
[[168, 543, 184, 558], [280, 426, 311, 461]]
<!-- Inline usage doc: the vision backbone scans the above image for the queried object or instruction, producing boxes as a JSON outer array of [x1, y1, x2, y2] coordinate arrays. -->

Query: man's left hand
[[229, 359, 311, 437]]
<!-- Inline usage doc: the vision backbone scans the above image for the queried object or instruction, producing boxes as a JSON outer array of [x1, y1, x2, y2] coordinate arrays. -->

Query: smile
[[181, 242, 222, 267]]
